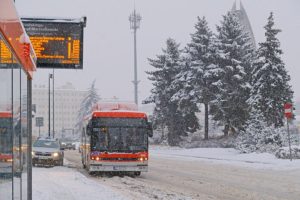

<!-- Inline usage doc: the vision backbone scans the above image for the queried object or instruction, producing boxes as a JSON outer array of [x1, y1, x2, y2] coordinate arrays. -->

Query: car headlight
[[32, 151, 35, 156], [52, 152, 59, 157], [61, 143, 66, 145]]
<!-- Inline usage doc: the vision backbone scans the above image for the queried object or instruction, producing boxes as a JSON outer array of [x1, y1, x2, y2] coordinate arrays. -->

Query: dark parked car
[[60, 138, 76, 150], [32, 138, 64, 166]]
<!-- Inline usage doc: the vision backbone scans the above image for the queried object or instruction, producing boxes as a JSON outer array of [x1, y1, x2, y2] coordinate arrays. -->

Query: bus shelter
[[0, 0, 37, 199]]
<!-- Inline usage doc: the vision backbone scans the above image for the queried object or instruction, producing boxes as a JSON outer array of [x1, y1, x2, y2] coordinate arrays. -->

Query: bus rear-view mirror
[[147, 122, 153, 137]]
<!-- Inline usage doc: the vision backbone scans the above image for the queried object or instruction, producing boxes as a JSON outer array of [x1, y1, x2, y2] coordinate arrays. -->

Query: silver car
[[32, 138, 64, 166]]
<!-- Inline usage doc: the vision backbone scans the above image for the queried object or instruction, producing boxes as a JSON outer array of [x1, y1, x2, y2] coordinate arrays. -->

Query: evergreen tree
[[236, 108, 285, 153], [210, 12, 255, 136], [75, 80, 100, 134], [144, 38, 198, 146], [170, 54, 200, 134], [183, 16, 218, 140], [250, 12, 293, 127]]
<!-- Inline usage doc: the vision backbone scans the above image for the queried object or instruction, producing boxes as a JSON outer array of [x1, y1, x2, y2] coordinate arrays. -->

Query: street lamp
[[48, 73, 53, 137]]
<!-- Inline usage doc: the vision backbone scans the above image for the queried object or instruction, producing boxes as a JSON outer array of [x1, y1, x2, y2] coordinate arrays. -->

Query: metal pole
[[287, 118, 292, 161], [133, 15, 138, 105], [39, 126, 40, 137], [129, 9, 141, 106], [48, 74, 51, 137], [19, 67, 23, 200], [27, 76, 32, 200], [52, 68, 55, 138], [11, 64, 14, 199]]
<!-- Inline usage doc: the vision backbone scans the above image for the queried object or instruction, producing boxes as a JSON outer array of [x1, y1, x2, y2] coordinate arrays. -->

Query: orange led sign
[[0, 18, 86, 69]]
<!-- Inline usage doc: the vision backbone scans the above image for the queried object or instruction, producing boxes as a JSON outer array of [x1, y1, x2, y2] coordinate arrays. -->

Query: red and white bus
[[0, 111, 23, 178], [81, 103, 153, 176], [0, 112, 13, 177]]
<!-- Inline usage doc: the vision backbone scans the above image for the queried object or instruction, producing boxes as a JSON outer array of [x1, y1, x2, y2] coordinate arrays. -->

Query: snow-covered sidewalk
[[33, 166, 127, 200], [150, 145, 300, 170]]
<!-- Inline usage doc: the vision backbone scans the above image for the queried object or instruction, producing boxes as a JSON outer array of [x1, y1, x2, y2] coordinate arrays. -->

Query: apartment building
[[32, 82, 87, 138]]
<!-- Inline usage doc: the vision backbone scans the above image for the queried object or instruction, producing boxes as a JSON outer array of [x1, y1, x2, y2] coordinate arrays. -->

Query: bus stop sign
[[284, 103, 293, 119], [35, 117, 44, 127]]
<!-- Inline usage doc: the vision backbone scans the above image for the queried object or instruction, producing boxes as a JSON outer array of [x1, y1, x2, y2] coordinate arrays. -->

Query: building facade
[[32, 82, 86, 139]]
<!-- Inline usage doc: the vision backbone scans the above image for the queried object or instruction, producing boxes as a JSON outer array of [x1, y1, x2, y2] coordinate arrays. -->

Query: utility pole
[[129, 8, 141, 105]]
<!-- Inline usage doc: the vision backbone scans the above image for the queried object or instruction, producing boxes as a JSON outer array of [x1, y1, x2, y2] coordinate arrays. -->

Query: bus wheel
[[89, 171, 96, 176], [134, 172, 141, 176]]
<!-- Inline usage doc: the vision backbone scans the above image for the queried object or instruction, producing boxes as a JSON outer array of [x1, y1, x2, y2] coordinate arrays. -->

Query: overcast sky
[[16, 0, 300, 104]]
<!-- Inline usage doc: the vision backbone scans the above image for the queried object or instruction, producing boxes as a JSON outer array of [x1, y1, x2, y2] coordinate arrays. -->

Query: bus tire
[[134, 172, 141, 176]]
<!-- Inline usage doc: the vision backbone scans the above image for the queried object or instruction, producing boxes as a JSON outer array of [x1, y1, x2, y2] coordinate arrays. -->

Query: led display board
[[0, 17, 86, 69]]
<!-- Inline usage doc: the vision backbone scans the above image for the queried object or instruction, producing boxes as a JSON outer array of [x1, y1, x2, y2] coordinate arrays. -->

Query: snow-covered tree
[[182, 16, 219, 140], [236, 108, 289, 153], [75, 80, 100, 134], [250, 12, 293, 127], [144, 38, 199, 146], [210, 11, 255, 136]]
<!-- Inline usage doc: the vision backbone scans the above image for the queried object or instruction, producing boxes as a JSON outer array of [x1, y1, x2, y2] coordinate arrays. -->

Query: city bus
[[0, 112, 13, 177], [81, 103, 153, 176], [0, 111, 22, 177]]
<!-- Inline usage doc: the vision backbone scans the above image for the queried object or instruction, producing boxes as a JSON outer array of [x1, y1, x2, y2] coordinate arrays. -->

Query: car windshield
[[61, 139, 74, 143], [33, 140, 59, 148]]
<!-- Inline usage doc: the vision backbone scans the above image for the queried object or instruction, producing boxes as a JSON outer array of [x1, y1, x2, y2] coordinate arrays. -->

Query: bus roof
[[92, 111, 147, 119], [92, 102, 138, 112], [0, 111, 12, 118]]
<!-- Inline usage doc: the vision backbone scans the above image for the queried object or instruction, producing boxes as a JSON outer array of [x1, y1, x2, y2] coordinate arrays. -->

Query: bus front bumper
[[89, 161, 148, 172]]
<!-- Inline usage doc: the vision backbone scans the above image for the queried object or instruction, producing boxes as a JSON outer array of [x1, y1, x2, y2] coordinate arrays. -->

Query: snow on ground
[[98, 175, 194, 200], [150, 145, 300, 170], [33, 166, 127, 200]]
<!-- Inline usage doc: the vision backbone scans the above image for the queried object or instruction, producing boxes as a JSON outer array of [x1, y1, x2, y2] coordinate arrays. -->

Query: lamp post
[[129, 9, 142, 105], [48, 73, 53, 137]]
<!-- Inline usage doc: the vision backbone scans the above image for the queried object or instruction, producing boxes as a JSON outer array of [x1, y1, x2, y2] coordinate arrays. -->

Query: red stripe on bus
[[100, 153, 148, 159], [0, 112, 12, 118], [0, 154, 12, 159], [92, 152, 148, 159]]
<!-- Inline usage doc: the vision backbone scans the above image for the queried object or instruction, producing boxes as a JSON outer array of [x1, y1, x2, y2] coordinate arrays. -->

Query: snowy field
[[33, 166, 127, 200], [150, 145, 300, 170]]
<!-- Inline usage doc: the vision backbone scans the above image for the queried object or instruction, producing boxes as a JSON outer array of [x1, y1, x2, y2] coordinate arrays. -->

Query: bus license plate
[[113, 166, 126, 171]]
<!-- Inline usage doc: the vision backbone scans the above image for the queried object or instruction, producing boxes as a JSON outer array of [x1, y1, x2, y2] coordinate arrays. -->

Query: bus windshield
[[0, 118, 12, 154], [90, 117, 149, 152], [91, 127, 148, 152], [92, 117, 147, 128]]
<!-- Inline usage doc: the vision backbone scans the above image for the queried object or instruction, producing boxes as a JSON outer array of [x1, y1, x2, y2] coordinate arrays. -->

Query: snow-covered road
[[31, 146, 300, 200], [62, 147, 300, 200]]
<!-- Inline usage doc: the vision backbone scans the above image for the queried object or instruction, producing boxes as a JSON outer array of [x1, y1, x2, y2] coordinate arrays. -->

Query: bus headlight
[[52, 152, 59, 157], [138, 157, 148, 162]]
